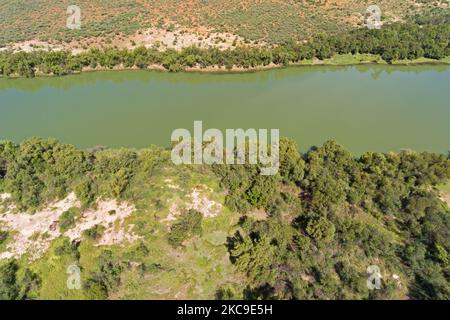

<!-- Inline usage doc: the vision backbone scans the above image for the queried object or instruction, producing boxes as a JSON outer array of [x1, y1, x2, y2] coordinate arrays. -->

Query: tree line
[[0, 22, 449, 78], [214, 139, 450, 299], [0, 137, 448, 299]]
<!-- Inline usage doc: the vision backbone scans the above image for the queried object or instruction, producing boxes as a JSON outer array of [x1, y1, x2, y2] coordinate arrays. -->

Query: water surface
[[0, 65, 449, 154]]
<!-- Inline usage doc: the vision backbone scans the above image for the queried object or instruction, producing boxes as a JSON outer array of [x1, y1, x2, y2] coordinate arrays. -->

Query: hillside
[[1, 0, 449, 50], [0, 138, 449, 299]]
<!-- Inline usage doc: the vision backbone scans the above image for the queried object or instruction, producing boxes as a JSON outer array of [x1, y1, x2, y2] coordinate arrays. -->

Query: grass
[[293, 54, 384, 66], [29, 238, 86, 299], [111, 165, 243, 299], [438, 182, 450, 193], [292, 54, 450, 67], [19, 163, 243, 299]]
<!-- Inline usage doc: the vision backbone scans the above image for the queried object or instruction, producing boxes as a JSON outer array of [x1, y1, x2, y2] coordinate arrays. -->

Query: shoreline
[[1, 54, 449, 79]]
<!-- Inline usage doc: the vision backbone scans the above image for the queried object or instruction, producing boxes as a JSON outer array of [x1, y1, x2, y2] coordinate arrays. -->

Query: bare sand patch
[[186, 187, 222, 218], [0, 193, 138, 261], [0, 193, 79, 260], [0, 193, 11, 201], [163, 185, 222, 224], [65, 199, 140, 246], [137, 27, 249, 51], [0, 40, 64, 53], [2, 26, 260, 56]]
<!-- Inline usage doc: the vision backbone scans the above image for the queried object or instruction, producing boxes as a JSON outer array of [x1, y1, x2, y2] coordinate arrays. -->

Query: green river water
[[0, 65, 449, 154]]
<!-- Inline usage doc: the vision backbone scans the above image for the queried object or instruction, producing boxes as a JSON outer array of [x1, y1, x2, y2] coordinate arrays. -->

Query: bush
[[306, 217, 336, 244], [0, 260, 40, 300], [83, 225, 106, 241], [168, 210, 203, 247], [0, 261, 18, 300], [59, 208, 79, 232], [0, 231, 8, 245], [54, 238, 80, 260], [84, 250, 123, 299]]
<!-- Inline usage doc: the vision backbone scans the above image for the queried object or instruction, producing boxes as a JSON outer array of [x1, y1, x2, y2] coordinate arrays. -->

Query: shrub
[[168, 210, 203, 247], [0, 260, 40, 300], [54, 238, 80, 260], [306, 217, 336, 244], [59, 208, 79, 232], [0, 261, 18, 300], [83, 250, 123, 299], [0, 231, 8, 245], [83, 225, 106, 241]]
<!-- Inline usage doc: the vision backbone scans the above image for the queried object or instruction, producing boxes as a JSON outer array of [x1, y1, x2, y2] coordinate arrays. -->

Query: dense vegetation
[[1, 22, 449, 77], [0, 137, 449, 300], [0, 260, 40, 300], [214, 139, 450, 299]]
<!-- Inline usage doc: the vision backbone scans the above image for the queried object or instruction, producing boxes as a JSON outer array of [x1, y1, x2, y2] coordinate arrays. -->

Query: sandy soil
[[0, 193, 79, 260], [164, 185, 222, 224], [64, 199, 139, 246], [247, 209, 268, 221], [135, 27, 254, 51], [0, 193, 11, 201], [1, 27, 255, 54], [0, 40, 65, 53], [441, 193, 450, 208], [186, 187, 222, 218], [0, 193, 139, 261]]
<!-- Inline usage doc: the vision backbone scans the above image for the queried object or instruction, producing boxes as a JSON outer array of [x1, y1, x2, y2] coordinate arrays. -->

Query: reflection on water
[[1, 65, 449, 91]]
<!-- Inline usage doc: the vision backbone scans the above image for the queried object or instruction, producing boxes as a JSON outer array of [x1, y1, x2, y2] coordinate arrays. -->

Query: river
[[0, 65, 449, 154]]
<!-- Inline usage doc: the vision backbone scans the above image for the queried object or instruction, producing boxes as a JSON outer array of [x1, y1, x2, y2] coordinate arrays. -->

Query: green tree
[[168, 210, 203, 247]]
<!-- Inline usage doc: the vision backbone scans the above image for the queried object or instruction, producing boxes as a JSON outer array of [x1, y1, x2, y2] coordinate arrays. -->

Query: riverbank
[[1, 22, 448, 78], [168, 54, 450, 73], [294, 54, 450, 67], [1, 54, 450, 79]]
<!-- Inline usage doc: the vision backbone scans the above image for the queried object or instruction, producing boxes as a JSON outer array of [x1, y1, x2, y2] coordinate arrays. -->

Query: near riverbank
[[1, 22, 448, 78], [1, 54, 450, 79]]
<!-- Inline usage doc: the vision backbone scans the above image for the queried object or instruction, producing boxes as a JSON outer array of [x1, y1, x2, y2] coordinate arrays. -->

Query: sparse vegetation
[[83, 225, 106, 241], [59, 208, 79, 232], [0, 0, 446, 46]]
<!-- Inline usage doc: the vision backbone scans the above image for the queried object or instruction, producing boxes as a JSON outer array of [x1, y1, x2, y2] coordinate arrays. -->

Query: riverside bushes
[[0, 137, 166, 212], [0, 22, 449, 78]]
